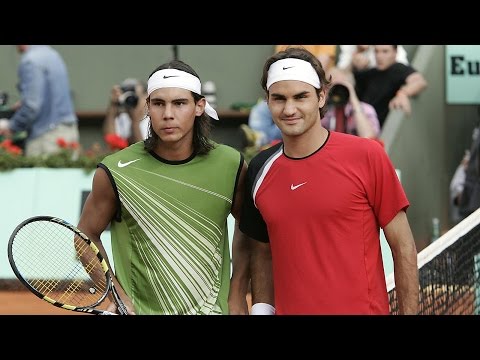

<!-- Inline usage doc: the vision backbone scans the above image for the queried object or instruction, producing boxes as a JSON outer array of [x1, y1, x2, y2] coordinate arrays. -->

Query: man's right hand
[[110, 85, 122, 106]]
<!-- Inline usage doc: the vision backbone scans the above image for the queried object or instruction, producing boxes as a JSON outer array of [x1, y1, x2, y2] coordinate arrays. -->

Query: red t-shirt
[[240, 131, 409, 314]]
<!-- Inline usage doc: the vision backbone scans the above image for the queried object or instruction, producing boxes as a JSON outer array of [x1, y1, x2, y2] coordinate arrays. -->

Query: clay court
[[0, 290, 86, 315], [0, 280, 252, 315], [0, 279, 110, 315]]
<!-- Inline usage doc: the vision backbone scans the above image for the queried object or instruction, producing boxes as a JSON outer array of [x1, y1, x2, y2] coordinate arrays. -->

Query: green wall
[[0, 45, 275, 112]]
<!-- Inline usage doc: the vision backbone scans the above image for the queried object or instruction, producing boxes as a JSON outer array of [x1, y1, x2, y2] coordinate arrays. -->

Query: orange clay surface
[[0, 290, 89, 315]]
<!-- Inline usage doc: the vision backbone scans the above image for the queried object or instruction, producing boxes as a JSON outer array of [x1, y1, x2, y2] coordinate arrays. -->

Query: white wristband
[[251, 302, 276, 315]]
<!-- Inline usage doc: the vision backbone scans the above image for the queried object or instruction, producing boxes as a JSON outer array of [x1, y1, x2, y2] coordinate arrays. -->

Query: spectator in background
[[323, 67, 380, 138], [354, 45, 428, 128], [451, 120, 480, 223], [103, 78, 149, 144], [337, 45, 409, 73], [242, 99, 282, 150], [0, 45, 79, 157], [242, 45, 338, 151]]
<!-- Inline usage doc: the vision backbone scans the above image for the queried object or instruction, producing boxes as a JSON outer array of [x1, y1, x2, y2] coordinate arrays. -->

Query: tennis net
[[386, 208, 480, 315]]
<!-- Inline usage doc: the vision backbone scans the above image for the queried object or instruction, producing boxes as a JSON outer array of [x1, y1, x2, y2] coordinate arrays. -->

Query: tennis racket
[[7, 215, 129, 315]]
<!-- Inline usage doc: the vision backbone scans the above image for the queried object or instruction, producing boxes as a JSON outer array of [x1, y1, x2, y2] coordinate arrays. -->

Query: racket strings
[[11, 220, 109, 308]]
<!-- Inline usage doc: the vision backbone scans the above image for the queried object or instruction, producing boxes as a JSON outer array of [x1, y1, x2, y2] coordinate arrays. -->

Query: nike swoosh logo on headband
[[283, 66, 294, 70], [163, 75, 179, 79]]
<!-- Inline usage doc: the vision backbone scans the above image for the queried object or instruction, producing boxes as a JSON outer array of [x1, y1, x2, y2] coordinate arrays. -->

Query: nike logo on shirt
[[118, 159, 141, 168], [290, 182, 307, 190], [283, 66, 294, 70]]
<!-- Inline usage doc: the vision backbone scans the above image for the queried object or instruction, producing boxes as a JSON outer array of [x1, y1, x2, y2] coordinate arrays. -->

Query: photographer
[[103, 78, 148, 144], [322, 68, 380, 139]]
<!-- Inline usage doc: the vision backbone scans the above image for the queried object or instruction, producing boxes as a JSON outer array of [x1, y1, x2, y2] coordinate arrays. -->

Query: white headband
[[147, 69, 219, 120], [266, 58, 321, 90]]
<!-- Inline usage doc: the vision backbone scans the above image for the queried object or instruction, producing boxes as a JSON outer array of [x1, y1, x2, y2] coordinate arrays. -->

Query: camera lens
[[121, 92, 139, 108], [119, 79, 143, 109], [119, 84, 138, 108], [328, 84, 349, 106]]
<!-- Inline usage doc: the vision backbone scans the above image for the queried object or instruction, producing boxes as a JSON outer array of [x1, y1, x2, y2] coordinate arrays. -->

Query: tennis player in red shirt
[[239, 47, 419, 315]]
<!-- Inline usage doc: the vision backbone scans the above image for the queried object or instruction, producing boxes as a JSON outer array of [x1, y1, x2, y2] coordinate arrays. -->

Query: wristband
[[251, 302, 276, 315]]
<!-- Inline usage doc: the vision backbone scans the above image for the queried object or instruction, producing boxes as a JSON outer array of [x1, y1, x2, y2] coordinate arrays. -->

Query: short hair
[[261, 46, 332, 118], [144, 60, 214, 155]]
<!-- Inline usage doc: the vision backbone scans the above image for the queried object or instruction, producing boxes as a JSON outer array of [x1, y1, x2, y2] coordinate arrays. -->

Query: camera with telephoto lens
[[118, 84, 139, 109], [328, 84, 350, 107]]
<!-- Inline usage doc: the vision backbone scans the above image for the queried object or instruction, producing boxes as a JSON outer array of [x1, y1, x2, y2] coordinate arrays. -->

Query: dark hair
[[144, 60, 214, 155], [260, 46, 331, 118]]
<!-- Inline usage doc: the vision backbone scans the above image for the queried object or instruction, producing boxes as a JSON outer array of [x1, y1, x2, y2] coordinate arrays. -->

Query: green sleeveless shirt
[[100, 141, 243, 314]]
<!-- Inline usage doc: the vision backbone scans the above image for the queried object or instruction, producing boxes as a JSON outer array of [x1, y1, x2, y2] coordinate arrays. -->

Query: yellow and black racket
[[7, 216, 128, 315]]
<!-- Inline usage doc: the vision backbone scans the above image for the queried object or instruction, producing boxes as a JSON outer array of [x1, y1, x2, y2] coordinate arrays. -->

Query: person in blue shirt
[[0, 45, 79, 156]]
